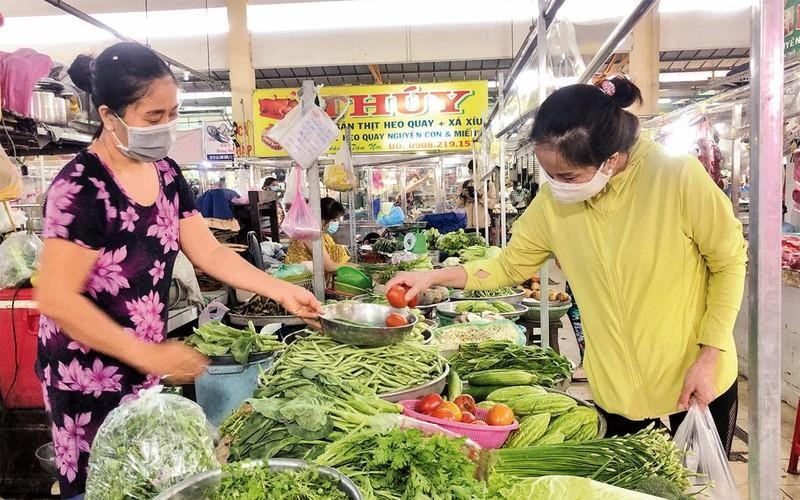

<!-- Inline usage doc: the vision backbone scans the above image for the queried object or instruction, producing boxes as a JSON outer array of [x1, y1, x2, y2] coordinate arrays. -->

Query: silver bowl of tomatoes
[[320, 302, 417, 347]]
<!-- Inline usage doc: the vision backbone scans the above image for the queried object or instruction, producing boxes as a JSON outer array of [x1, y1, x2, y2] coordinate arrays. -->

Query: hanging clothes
[[0, 49, 53, 116]]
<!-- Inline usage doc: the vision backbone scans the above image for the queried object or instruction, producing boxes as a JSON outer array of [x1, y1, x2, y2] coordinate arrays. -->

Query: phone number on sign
[[384, 140, 473, 150]]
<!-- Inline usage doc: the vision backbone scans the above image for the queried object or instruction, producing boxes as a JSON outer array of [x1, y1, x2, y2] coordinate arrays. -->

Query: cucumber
[[447, 369, 462, 401]]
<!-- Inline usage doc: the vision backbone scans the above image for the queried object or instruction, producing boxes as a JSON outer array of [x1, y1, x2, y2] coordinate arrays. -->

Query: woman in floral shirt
[[35, 42, 322, 499]]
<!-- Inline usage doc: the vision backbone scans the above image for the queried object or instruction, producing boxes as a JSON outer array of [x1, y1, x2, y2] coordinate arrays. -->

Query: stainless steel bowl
[[379, 365, 449, 402], [435, 301, 527, 319], [154, 458, 362, 499], [320, 303, 417, 347]]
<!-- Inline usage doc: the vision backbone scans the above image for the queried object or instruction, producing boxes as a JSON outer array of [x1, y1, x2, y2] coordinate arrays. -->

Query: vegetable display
[[315, 427, 486, 500], [220, 368, 402, 462], [185, 321, 284, 364], [487, 474, 663, 500], [454, 301, 516, 314], [372, 237, 403, 254], [259, 334, 447, 394], [412, 392, 513, 427], [85, 388, 217, 500], [205, 461, 348, 500], [448, 341, 572, 387], [415, 286, 450, 306], [430, 322, 520, 349], [460, 287, 518, 299], [459, 245, 502, 263], [425, 228, 440, 250], [436, 229, 485, 254], [233, 295, 288, 316], [360, 256, 433, 285], [488, 427, 690, 492]]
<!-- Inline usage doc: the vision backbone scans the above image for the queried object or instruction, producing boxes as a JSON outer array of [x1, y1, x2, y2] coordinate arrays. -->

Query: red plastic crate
[[0, 287, 44, 409]]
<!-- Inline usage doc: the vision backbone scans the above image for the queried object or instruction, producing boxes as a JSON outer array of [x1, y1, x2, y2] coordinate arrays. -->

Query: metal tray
[[154, 458, 362, 500], [435, 301, 527, 318], [379, 364, 449, 402], [228, 313, 305, 327], [450, 287, 525, 304]]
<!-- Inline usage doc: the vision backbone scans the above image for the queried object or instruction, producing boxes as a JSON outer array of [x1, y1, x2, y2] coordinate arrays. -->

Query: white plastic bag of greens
[[489, 475, 662, 500], [85, 386, 218, 500], [0, 231, 42, 288], [673, 400, 740, 499]]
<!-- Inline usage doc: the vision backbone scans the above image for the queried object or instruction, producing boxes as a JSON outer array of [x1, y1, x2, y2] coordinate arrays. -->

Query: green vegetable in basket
[[205, 461, 348, 500], [185, 321, 284, 364], [461, 287, 518, 299], [460, 245, 502, 263], [454, 300, 516, 314]]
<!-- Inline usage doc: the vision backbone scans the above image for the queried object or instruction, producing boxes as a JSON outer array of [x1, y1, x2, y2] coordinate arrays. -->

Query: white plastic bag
[[199, 300, 229, 326], [673, 400, 740, 499], [268, 104, 339, 168], [85, 386, 217, 500], [0, 231, 42, 287], [323, 142, 357, 191]]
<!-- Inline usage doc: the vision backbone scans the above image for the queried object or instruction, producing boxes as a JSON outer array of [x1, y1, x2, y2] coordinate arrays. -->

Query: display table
[[519, 317, 564, 353]]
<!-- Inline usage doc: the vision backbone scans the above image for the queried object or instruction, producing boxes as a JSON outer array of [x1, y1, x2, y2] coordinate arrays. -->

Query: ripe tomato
[[431, 407, 458, 421], [453, 394, 476, 413], [385, 312, 409, 327], [408, 294, 418, 308], [436, 401, 462, 422], [472, 420, 488, 426], [386, 285, 409, 308], [486, 403, 515, 426], [460, 411, 477, 424], [416, 393, 444, 415]]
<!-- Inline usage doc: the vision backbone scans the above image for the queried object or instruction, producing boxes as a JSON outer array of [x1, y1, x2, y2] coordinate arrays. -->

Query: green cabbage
[[488, 475, 664, 500]]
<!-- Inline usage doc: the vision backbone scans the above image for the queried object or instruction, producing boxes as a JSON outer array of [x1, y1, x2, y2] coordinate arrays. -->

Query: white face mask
[[542, 161, 613, 204], [112, 114, 179, 162]]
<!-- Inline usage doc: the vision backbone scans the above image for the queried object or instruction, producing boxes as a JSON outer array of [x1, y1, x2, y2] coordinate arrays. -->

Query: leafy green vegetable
[[436, 229, 485, 254], [425, 228, 441, 250], [361, 256, 434, 285], [85, 388, 217, 500], [459, 245, 502, 263], [449, 340, 572, 387], [488, 474, 663, 499], [631, 476, 693, 499], [315, 427, 486, 500], [205, 461, 348, 500], [185, 321, 284, 364], [220, 368, 402, 462]]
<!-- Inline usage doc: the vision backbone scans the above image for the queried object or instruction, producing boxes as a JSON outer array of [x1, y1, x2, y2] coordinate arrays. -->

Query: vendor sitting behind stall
[[195, 177, 248, 219], [285, 197, 350, 273]]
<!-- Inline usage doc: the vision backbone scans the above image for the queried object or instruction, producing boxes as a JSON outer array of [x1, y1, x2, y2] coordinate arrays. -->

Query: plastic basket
[[399, 399, 518, 449]]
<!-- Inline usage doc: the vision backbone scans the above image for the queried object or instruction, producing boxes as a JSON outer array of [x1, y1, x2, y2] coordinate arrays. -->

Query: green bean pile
[[259, 334, 447, 394]]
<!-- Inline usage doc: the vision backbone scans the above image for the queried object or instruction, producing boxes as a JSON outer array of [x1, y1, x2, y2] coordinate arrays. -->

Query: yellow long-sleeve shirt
[[462, 137, 747, 420]]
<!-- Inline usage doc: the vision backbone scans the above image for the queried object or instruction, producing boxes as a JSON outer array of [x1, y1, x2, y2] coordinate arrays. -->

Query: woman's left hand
[[275, 282, 323, 327], [677, 345, 721, 410]]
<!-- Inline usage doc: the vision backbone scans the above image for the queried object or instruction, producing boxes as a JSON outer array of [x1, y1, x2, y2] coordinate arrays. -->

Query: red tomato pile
[[414, 393, 515, 426]]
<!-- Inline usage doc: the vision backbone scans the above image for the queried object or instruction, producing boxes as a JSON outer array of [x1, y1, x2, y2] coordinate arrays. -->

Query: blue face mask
[[270, 185, 281, 192], [327, 221, 340, 234]]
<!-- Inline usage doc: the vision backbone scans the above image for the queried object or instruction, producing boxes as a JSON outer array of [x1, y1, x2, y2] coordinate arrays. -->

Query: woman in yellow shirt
[[285, 197, 350, 272], [389, 76, 746, 453]]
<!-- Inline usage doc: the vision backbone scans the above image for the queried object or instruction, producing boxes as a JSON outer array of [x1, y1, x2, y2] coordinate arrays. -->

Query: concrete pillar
[[227, 0, 256, 153], [628, 3, 660, 116]]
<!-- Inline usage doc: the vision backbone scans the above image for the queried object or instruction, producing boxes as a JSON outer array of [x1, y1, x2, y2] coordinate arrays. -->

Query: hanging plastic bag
[[323, 142, 357, 191], [0, 153, 22, 202], [0, 231, 42, 288], [0, 201, 26, 234], [281, 167, 321, 241], [673, 400, 740, 499], [267, 103, 339, 168], [199, 300, 229, 326], [84, 386, 217, 500]]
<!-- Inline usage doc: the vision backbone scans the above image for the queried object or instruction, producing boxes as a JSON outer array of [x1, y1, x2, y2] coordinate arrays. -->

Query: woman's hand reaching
[[274, 281, 324, 327], [133, 340, 209, 385]]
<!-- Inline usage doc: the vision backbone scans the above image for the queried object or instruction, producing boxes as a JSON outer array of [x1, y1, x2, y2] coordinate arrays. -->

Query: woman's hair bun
[[68, 54, 94, 94], [595, 75, 643, 109]]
